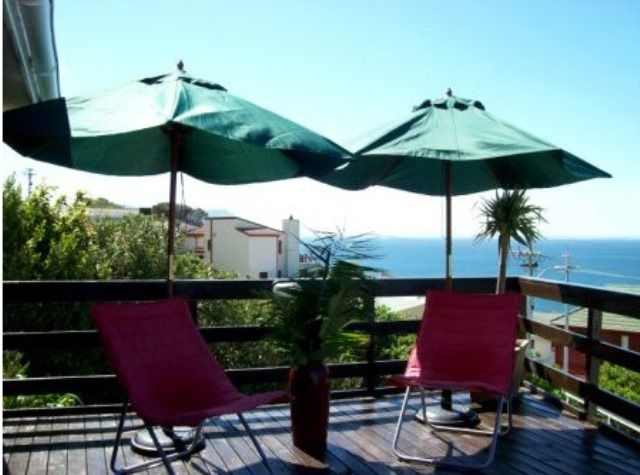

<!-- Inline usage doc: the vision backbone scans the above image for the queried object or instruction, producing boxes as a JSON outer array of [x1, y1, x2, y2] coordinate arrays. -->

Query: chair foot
[[109, 402, 204, 475], [130, 426, 206, 456], [392, 388, 508, 470]]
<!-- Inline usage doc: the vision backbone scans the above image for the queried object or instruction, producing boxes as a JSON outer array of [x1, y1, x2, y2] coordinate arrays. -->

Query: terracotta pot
[[289, 360, 329, 458]]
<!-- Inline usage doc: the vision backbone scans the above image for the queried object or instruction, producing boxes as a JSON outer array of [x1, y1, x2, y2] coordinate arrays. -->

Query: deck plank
[[328, 400, 414, 475], [512, 400, 639, 475], [66, 415, 87, 475], [47, 415, 68, 475], [83, 415, 108, 474], [214, 414, 272, 475], [337, 397, 472, 474], [204, 418, 254, 475], [242, 407, 306, 474], [26, 416, 51, 475], [3, 393, 639, 475], [119, 414, 149, 475], [523, 397, 640, 462], [261, 404, 348, 473], [5, 416, 37, 475]]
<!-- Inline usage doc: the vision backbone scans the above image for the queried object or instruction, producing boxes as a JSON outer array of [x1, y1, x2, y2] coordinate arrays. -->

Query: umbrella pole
[[439, 162, 479, 425], [445, 161, 453, 291], [443, 161, 454, 410], [166, 128, 182, 297], [133, 128, 207, 457], [416, 161, 478, 428]]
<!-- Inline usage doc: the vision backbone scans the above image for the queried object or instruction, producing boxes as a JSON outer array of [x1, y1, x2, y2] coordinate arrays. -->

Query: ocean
[[362, 237, 640, 312]]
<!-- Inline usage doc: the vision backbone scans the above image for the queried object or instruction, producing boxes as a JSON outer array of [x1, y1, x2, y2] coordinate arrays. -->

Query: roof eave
[[3, 0, 60, 111]]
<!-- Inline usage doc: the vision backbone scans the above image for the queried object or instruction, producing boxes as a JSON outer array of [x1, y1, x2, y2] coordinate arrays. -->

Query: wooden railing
[[1, 277, 497, 416], [4, 277, 640, 440], [517, 277, 640, 431]]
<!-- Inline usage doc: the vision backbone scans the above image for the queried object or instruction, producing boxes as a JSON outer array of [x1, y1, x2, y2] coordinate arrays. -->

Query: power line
[[573, 268, 640, 281], [512, 247, 549, 276]]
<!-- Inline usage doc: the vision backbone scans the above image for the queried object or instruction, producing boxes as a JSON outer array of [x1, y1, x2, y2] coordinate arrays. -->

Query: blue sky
[[4, 0, 640, 237]]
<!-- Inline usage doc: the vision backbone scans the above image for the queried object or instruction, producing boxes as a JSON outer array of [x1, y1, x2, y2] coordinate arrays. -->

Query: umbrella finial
[[177, 60, 185, 72], [446, 88, 453, 97]]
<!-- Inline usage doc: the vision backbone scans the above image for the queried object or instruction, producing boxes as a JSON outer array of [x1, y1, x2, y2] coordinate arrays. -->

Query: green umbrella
[[320, 90, 611, 425], [4, 66, 351, 293], [320, 91, 611, 288]]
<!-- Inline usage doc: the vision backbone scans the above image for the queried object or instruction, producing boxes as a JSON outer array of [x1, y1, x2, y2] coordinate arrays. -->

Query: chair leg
[[392, 388, 507, 470], [419, 386, 428, 423], [108, 400, 205, 475], [499, 397, 513, 436], [237, 413, 271, 473], [109, 400, 128, 474], [145, 422, 176, 475]]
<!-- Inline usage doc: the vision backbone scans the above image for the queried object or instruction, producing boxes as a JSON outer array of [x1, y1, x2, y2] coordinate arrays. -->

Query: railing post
[[518, 295, 528, 340], [585, 307, 603, 421], [364, 294, 377, 397]]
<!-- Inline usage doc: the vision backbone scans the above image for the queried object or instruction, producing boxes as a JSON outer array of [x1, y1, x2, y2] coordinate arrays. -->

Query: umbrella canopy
[[4, 70, 349, 182], [319, 92, 611, 287], [3, 68, 352, 293], [322, 93, 610, 194]]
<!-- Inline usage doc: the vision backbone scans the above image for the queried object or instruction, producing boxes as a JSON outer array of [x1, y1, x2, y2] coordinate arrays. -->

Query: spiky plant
[[269, 230, 378, 366], [476, 189, 545, 294]]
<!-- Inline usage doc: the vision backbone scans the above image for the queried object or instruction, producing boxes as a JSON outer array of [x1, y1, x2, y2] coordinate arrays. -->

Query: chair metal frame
[[91, 298, 280, 475], [392, 387, 512, 470], [109, 398, 271, 475], [390, 290, 520, 470]]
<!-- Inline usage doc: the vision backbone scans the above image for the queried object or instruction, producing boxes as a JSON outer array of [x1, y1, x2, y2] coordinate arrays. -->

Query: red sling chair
[[391, 290, 521, 470], [92, 297, 286, 474]]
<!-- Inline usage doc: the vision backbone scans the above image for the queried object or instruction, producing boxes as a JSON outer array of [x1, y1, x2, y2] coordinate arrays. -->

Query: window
[[207, 239, 212, 250], [277, 270, 282, 278], [259, 271, 268, 279], [621, 335, 629, 349], [278, 240, 282, 254]]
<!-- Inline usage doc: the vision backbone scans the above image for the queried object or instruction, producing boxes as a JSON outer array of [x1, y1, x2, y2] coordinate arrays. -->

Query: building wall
[[190, 216, 297, 279], [210, 219, 251, 277], [182, 228, 205, 254], [248, 236, 279, 279], [553, 328, 640, 376], [282, 218, 300, 277], [530, 335, 555, 366]]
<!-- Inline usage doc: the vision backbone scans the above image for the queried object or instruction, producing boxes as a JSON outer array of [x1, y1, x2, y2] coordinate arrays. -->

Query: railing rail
[[517, 277, 640, 436], [3, 276, 639, 441], [1, 277, 497, 414]]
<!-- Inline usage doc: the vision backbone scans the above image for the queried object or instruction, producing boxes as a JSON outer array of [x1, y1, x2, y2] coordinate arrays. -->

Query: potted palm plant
[[269, 230, 376, 458], [475, 189, 545, 402]]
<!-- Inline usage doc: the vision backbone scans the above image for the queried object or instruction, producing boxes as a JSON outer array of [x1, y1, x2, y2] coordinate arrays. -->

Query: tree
[[151, 202, 208, 226], [3, 176, 98, 281], [87, 197, 124, 208], [2, 177, 282, 404], [600, 363, 640, 404], [476, 189, 545, 293]]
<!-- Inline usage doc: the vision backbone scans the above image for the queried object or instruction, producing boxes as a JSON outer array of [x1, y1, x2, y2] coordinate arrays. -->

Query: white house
[[185, 215, 301, 279]]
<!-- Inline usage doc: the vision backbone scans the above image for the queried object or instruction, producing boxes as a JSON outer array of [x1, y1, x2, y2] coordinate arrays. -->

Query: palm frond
[[268, 229, 378, 366], [475, 189, 545, 293]]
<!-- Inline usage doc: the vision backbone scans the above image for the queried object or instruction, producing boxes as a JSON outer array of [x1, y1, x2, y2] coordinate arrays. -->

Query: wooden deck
[[3, 391, 639, 474]]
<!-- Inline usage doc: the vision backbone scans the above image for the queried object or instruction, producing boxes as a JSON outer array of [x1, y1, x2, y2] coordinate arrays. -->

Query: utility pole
[[23, 168, 36, 196], [558, 249, 578, 372], [533, 249, 578, 373], [514, 247, 546, 318]]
